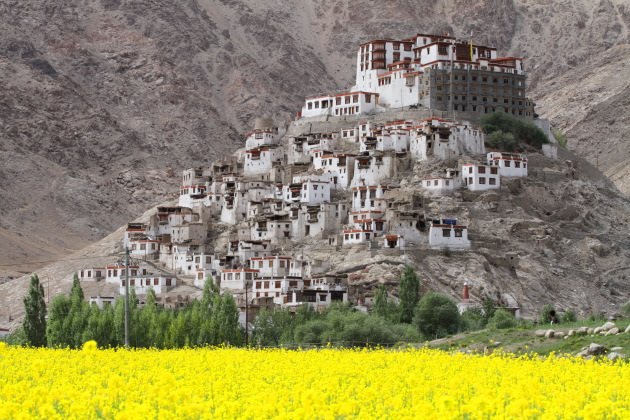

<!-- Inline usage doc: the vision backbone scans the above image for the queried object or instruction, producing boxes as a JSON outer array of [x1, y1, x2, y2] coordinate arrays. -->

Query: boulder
[[587, 343, 607, 356], [567, 330, 576, 337], [601, 322, 616, 331], [576, 349, 589, 357], [587, 328, 595, 335], [607, 352, 626, 361], [593, 327, 602, 334], [535, 329, 547, 337], [611, 347, 623, 352], [577, 327, 589, 335], [555, 331, 565, 338], [544, 329, 555, 339], [605, 327, 620, 336]]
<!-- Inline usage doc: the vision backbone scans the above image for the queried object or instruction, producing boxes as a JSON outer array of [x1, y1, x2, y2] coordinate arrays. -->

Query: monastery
[[80, 33, 555, 315]]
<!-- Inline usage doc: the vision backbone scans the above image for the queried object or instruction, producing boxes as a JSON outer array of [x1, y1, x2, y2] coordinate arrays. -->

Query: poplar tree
[[398, 266, 420, 323], [23, 274, 47, 347]]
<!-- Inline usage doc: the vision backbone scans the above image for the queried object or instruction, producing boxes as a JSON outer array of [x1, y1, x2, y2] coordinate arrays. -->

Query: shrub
[[552, 128, 568, 148], [622, 302, 630, 319], [539, 304, 558, 324], [413, 293, 461, 339], [562, 309, 577, 323], [461, 307, 486, 332], [481, 112, 549, 150], [488, 309, 517, 330], [486, 130, 519, 152]]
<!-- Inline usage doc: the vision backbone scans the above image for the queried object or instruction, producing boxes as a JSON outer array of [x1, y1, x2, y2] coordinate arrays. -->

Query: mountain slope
[[1, 0, 629, 276]]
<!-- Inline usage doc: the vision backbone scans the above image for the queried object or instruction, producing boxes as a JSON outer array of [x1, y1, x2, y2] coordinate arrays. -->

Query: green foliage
[[372, 284, 400, 323], [486, 130, 519, 151], [292, 306, 420, 347], [481, 112, 549, 150], [252, 308, 294, 347], [398, 266, 420, 324], [552, 128, 568, 148], [540, 304, 558, 324], [461, 307, 486, 332], [23, 274, 47, 347], [481, 296, 497, 324], [621, 302, 630, 319], [562, 309, 577, 323], [413, 293, 461, 339], [487, 309, 517, 330]]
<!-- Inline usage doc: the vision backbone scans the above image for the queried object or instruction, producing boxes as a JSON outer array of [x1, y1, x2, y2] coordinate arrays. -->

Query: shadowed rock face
[[0, 0, 628, 275]]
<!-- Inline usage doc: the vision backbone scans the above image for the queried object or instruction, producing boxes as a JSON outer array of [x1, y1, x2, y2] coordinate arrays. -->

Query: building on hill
[[461, 163, 500, 191], [410, 118, 485, 161], [422, 168, 462, 194], [301, 33, 535, 118], [428, 218, 471, 249], [487, 152, 528, 177]]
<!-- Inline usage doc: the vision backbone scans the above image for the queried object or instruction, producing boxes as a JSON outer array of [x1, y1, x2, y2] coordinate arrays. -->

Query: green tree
[[481, 112, 549, 149], [23, 274, 47, 347], [486, 130, 518, 151], [399, 266, 420, 323], [46, 294, 71, 347], [413, 292, 460, 339], [481, 296, 497, 324], [373, 284, 399, 323], [487, 309, 517, 330], [252, 308, 294, 346], [461, 307, 486, 332], [211, 293, 242, 346]]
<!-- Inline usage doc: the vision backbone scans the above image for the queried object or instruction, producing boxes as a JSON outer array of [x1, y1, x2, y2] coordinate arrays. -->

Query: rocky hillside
[[1, 0, 629, 276]]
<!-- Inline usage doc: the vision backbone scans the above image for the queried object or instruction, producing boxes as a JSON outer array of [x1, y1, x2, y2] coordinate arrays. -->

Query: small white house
[[312, 151, 356, 189], [342, 229, 375, 245], [383, 234, 406, 249], [250, 256, 292, 278], [351, 154, 396, 187], [301, 91, 379, 118], [428, 219, 471, 249], [487, 152, 528, 177], [351, 185, 391, 212], [422, 169, 462, 194], [243, 146, 284, 177], [244, 128, 280, 150], [282, 176, 331, 205], [461, 164, 500, 191], [220, 268, 259, 291]]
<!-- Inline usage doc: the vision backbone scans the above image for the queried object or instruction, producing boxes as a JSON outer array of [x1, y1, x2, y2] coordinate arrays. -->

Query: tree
[[487, 309, 517, 330], [486, 130, 518, 151], [23, 274, 47, 347], [413, 292, 460, 339], [46, 294, 71, 347], [399, 266, 420, 323], [252, 308, 294, 347], [373, 284, 399, 323]]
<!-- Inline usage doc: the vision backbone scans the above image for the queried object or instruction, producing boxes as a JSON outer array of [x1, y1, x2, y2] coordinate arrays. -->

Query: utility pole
[[124, 247, 130, 349], [449, 39, 455, 120], [244, 280, 249, 346]]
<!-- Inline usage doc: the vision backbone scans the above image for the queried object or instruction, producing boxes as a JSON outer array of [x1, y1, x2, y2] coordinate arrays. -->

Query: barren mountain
[[1, 0, 629, 277]]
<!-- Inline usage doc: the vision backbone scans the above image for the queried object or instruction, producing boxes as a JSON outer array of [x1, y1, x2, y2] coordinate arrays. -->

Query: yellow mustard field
[[0, 342, 629, 419]]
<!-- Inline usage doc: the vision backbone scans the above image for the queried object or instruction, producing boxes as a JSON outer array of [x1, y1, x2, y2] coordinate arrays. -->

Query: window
[[479, 177, 486, 184], [505, 161, 511, 167], [490, 167, 498, 175], [478, 166, 486, 174], [353, 94, 359, 103], [454, 229, 463, 238], [365, 94, 371, 103], [434, 180, 438, 186], [515, 161, 521, 168], [442, 229, 451, 237], [307, 102, 312, 110], [314, 102, 319, 109], [489, 178, 496, 185], [345, 96, 350, 104]]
